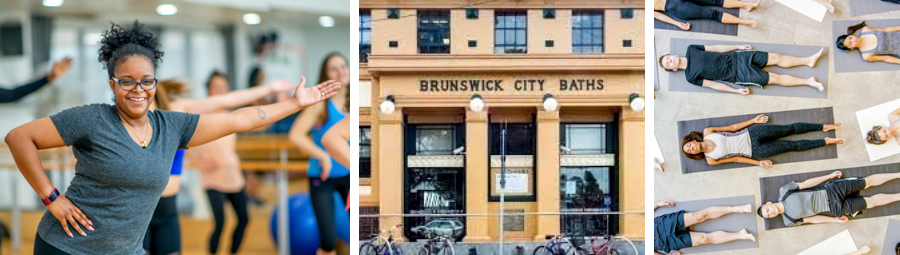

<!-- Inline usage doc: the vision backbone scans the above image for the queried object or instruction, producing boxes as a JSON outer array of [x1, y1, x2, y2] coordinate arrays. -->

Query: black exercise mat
[[849, 0, 900, 16], [881, 219, 900, 255], [654, 8, 740, 36], [677, 107, 837, 174], [667, 38, 829, 98], [760, 163, 900, 230], [655, 196, 759, 253], [832, 19, 900, 73]]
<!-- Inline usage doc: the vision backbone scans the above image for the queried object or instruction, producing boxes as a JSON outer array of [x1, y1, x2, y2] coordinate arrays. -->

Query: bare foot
[[809, 78, 824, 91], [824, 123, 843, 132], [808, 48, 824, 68], [748, 19, 758, 28], [739, 229, 756, 242], [745, 0, 761, 11], [734, 204, 752, 213], [825, 137, 845, 145]]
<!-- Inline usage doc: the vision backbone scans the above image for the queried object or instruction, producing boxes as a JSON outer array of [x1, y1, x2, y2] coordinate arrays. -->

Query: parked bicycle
[[534, 234, 583, 255], [582, 234, 639, 255], [360, 224, 403, 255], [413, 228, 455, 255]]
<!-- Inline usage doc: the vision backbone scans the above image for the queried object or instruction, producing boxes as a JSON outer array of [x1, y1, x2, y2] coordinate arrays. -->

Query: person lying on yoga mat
[[653, 0, 759, 30], [758, 171, 900, 226], [865, 106, 900, 145], [653, 201, 755, 255], [681, 114, 844, 168], [836, 21, 900, 64], [659, 44, 825, 95]]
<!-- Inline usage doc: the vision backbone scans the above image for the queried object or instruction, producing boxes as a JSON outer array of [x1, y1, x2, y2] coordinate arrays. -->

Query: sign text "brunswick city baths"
[[418, 79, 604, 92]]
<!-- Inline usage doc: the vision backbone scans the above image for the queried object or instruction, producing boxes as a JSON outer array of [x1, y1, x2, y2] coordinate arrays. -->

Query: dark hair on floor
[[659, 54, 673, 72], [98, 20, 163, 79], [836, 21, 867, 51], [895, 242, 900, 255], [681, 131, 706, 160], [756, 206, 763, 218], [868, 126, 888, 145]]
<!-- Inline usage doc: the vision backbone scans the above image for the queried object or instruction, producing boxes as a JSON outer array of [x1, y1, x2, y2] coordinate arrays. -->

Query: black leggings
[[310, 175, 350, 252], [748, 123, 827, 158], [665, 0, 726, 22], [143, 196, 181, 255], [34, 232, 68, 255], [206, 189, 249, 254]]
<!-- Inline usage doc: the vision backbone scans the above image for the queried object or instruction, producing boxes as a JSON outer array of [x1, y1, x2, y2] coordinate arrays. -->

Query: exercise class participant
[[653, 0, 759, 31], [659, 44, 825, 95], [865, 105, 900, 146], [323, 117, 351, 211], [758, 171, 900, 226], [681, 114, 844, 168], [288, 52, 349, 255], [836, 21, 900, 64], [143, 75, 293, 255], [4, 20, 340, 255], [194, 71, 293, 255], [0, 57, 72, 103], [653, 201, 755, 255]]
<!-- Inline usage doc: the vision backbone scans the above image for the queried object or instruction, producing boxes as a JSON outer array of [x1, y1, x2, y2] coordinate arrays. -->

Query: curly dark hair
[[681, 131, 706, 160], [895, 242, 899, 255], [98, 20, 163, 79]]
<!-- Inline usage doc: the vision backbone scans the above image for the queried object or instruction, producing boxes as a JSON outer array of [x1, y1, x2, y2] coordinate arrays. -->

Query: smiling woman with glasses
[[3, 20, 341, 255]]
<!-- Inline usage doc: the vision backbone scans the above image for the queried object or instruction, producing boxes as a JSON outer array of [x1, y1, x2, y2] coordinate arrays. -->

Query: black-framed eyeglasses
[[112, 78, 158, 91]]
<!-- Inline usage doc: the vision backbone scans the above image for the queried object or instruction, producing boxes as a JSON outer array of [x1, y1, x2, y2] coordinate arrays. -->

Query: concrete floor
[[654, 1, 900, 254]]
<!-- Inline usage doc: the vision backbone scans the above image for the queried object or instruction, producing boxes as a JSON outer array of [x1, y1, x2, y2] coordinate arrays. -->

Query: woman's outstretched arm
[[863, 54, 900, 64], [172, 80, 294, 114], [187, 77, 341, 147], [654, 12, 690, 30], [5, 118, 92, 238], [322, 118, 351, 168], [705, 114, 767, 134]]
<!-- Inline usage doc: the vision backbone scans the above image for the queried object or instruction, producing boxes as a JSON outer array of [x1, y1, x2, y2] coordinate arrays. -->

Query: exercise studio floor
[[655, 1, 900, 254], [0, 178, 350, 255]]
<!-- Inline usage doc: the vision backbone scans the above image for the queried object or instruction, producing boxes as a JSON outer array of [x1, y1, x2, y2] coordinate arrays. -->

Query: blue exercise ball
[[271, 194, 320, 255], [333, 192, 350, 243]]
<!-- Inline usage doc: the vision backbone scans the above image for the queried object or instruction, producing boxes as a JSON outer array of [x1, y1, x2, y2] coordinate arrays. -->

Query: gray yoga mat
[[654, 196, 759, 254], [654, 7, 740, 36], [656, 48, 661, 91], [832, 19, 900, 73], [760, 163, 900, 230], [849, 0, 900, 17], [676, 107, 837, 174], [667, 38, 829, 98], [882, 219, 900, 255]]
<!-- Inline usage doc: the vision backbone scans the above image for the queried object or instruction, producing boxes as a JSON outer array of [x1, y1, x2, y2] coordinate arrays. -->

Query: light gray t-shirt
[[779, 181, 829, 227], [39, 104, 198, 255]]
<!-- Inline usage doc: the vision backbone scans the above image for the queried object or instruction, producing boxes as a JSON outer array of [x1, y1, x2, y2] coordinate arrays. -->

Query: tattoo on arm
[[254, 106, 266, 120]]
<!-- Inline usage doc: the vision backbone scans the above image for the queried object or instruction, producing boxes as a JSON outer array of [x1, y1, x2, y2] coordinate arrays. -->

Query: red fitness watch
[[41, 188, 60, 206]]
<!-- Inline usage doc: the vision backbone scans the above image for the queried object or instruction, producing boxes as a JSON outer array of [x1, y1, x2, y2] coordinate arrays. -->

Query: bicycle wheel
[[438, 240, 455, 255], [360, 243, 378, 255], [533, 246, 552, 255]]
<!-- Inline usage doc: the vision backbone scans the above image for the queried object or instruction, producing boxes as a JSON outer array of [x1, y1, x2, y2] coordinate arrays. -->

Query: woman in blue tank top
[[288, 52, 350, 254]]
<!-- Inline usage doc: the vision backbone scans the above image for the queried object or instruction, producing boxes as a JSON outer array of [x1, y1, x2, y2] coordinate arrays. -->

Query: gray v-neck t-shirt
[[39, 103, 199, 255]]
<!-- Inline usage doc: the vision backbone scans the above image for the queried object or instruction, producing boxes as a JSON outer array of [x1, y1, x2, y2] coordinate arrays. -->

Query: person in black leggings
[[206, 189, 249, 255], [653, 0, 759, 30]]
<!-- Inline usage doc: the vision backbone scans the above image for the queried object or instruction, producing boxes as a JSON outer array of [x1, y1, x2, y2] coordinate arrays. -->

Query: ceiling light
[[319, 16, 335, 27], [156, 4, 178, 16], [43, 0, 63, 7], [243, 13, 261, 25]]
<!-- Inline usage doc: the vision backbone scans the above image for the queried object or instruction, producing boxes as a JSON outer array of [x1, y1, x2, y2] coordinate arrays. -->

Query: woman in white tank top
[[681, 114, 844, 168]]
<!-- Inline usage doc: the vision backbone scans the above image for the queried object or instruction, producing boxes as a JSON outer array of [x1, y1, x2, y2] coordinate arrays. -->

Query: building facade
[[359, 0, 645, 242]]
